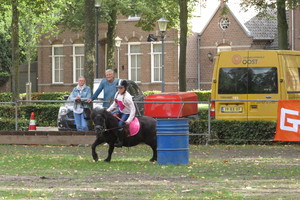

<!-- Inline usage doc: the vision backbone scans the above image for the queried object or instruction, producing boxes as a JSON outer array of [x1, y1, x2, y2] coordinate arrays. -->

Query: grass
[[0, 144, 300, 199]]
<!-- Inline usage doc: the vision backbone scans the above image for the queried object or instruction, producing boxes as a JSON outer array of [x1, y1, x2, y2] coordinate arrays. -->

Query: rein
[[102, 114, 127, 132]]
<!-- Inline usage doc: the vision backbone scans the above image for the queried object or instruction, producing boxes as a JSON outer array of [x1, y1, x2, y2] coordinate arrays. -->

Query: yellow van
[[210, 50, 300, 121]]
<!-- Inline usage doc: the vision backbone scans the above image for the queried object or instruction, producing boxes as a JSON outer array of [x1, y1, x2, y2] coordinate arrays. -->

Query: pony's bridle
[[94, 113, 128, 133]]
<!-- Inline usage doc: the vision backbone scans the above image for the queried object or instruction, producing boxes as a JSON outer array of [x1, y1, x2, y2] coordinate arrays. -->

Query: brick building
[[186, 1, 278, 90], [37, 15, 179, 93], [36, 1, 300, 93]]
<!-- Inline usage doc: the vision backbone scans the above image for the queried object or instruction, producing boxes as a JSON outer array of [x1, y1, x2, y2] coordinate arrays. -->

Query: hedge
[[0, 91, 279, 145], [189, 120, 276, 145]]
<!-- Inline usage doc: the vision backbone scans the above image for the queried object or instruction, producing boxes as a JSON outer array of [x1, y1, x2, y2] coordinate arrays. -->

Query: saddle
[[113, 114, 140, 137]]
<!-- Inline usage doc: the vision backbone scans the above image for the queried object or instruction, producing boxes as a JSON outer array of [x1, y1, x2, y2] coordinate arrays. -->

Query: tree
[[1, 0, 71, 101], [84, 0, 95, 90], [277, 0, 288, 49], [240, 0, 300, 50], [11, 0, 19, 102], [179, 0, 188, 92]]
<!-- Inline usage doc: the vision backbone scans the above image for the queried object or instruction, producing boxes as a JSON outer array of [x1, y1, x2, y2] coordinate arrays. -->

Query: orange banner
[[275, 100, 300, 141]]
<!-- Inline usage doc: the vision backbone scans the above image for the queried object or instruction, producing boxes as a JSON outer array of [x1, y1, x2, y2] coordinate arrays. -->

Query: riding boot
[[114, 129, 124, 148]]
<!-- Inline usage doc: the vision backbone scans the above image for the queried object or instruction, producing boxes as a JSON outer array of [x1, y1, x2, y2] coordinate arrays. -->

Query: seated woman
[[107, 80, 136, 147]]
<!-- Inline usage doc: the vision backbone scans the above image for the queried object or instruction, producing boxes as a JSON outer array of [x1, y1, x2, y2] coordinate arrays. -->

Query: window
[[73, 45, 84, 83], [52, 46, 64, 83], [151, 43, 162, 82], [128, 44, 141, 82], [218, 67, 278, 94], [219, 17, 230, 30]]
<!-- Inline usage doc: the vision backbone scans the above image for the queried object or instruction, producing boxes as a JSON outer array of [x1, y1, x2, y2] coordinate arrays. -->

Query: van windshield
[[218, 67, 278, 94]]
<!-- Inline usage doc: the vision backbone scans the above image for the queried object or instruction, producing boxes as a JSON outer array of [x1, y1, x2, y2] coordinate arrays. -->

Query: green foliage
[[0, 92, 69, 102], [0, 92, 67, 129], [0, 72, 10, 86], [19, 104, 60, 126], [143, 90, 161, 96], [0, 104, 60, 127], [20, 92, 69, 100], [0, 118, 27, 130], [0, 34, 11, 72], [189, 89, 211, 101], [189, 119, 276, 145], [0, 105, 15, 118], [0, 93, 13, 102], [198, 106, 208, 119]]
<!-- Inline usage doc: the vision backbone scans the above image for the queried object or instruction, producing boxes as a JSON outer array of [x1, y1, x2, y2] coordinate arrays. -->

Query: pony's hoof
[[104, 159, 111, 162], [149, 158, 157, 162]]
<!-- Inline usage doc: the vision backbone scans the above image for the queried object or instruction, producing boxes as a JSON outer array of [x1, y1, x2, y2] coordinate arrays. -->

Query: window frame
[[128, 42, 142, 82], [72, 44, 85, 83], [51, 45, 65, 84], [150, 42, 162, 83]]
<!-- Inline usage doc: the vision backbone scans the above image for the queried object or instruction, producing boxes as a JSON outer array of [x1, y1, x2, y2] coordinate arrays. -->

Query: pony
[[91, 108, 157, 162]]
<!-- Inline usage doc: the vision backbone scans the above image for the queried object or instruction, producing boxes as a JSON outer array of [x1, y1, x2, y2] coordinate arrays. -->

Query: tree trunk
[[277, 0, 288, 50], [106, 5, 117, 70], [179, 0, 188, 91], [11, 0, 20, 102], [84, 0, 96, 91]]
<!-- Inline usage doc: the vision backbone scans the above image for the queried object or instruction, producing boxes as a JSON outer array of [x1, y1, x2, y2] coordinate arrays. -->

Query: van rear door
[[213, 51, 279, 120], [214, 51, 249, 120], [246, 51, 279, 120]]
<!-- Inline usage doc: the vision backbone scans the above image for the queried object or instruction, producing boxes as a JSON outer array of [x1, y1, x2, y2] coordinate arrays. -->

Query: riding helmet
[[116, 80, 128, 88]]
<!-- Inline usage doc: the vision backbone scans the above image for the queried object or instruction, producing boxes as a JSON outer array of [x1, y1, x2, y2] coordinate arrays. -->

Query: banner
[[275, 100, 300, 141]]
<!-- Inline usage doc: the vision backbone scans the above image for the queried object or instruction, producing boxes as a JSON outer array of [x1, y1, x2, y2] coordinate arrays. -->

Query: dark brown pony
[[91, 108, 157, 162]]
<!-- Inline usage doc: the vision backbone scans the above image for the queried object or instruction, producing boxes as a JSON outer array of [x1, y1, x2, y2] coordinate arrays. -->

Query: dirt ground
[[1, 145, 300, 199]]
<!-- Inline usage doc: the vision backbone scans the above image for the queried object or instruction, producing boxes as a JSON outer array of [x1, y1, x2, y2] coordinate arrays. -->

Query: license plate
[[221, 106, 243, 113]]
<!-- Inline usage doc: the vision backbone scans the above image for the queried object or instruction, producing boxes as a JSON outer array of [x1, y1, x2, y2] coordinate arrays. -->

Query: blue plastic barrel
[[156, 118, 189, 165]]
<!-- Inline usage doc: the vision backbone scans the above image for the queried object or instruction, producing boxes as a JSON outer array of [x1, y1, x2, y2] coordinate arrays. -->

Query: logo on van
[[232, 54, 242, 65]]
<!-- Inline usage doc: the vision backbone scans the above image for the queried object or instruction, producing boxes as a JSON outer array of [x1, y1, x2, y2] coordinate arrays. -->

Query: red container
[[144, 92, 198, 117]]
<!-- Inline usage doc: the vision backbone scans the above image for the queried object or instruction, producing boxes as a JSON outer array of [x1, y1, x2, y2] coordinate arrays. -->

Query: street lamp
[[157, 17, 169, 92], [95, 0, 101, 78], [115, 36, 122, 78]]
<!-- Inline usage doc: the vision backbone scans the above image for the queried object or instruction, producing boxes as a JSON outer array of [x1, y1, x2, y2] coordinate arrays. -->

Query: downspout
[[197, 34, 201, 89], [292, 9, 294, 50]]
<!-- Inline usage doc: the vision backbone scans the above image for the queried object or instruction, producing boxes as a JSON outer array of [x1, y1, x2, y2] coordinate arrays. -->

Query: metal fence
[[1, 100, 211, 144]]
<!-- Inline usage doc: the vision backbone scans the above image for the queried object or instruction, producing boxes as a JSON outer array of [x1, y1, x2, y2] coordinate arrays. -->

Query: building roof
[[244, 9, 277, 40], [194, 1, 277, 43], [196, 3, 252, 36]]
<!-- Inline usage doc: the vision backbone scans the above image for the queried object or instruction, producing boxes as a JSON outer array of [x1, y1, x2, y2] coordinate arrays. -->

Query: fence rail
[[0, 99, 282, 145]]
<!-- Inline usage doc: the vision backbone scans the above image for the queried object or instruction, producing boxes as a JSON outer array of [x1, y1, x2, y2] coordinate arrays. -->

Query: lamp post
[[95, 0, 101, 78], [157, 17, 169, 92], [115, 36, 122, 78]]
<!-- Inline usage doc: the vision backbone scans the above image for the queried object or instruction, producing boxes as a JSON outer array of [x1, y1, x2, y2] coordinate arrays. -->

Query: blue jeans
[[112, 110, 129, 130], [74, 113, 88, 131]]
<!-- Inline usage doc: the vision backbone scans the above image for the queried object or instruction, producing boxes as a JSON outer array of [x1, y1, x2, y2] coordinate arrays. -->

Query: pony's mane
[[100, 108, 118, 125]]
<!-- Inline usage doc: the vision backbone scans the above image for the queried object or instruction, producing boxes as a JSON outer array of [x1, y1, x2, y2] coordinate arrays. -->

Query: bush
[[0, 118, 28, 131], [0, 72, 10, 87], [0, 92, 67, 129], [189, 89, 211, 102], [19, 104, 61, 126], [189, 119, 276, 145], [0, 93, 13, 102], [143, 90, 161, 96], [19, 92, 69, 100]]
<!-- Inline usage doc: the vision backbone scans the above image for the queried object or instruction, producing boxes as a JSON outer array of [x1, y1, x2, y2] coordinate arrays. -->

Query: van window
[[218, 67, 278, 94]]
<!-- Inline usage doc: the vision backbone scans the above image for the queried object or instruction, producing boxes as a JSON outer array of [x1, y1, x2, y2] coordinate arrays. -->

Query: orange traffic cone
[[29, 112, 37, 131]]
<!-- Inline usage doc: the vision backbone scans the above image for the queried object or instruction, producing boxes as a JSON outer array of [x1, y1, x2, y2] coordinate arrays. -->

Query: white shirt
[[107, 91, 136, 123]]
